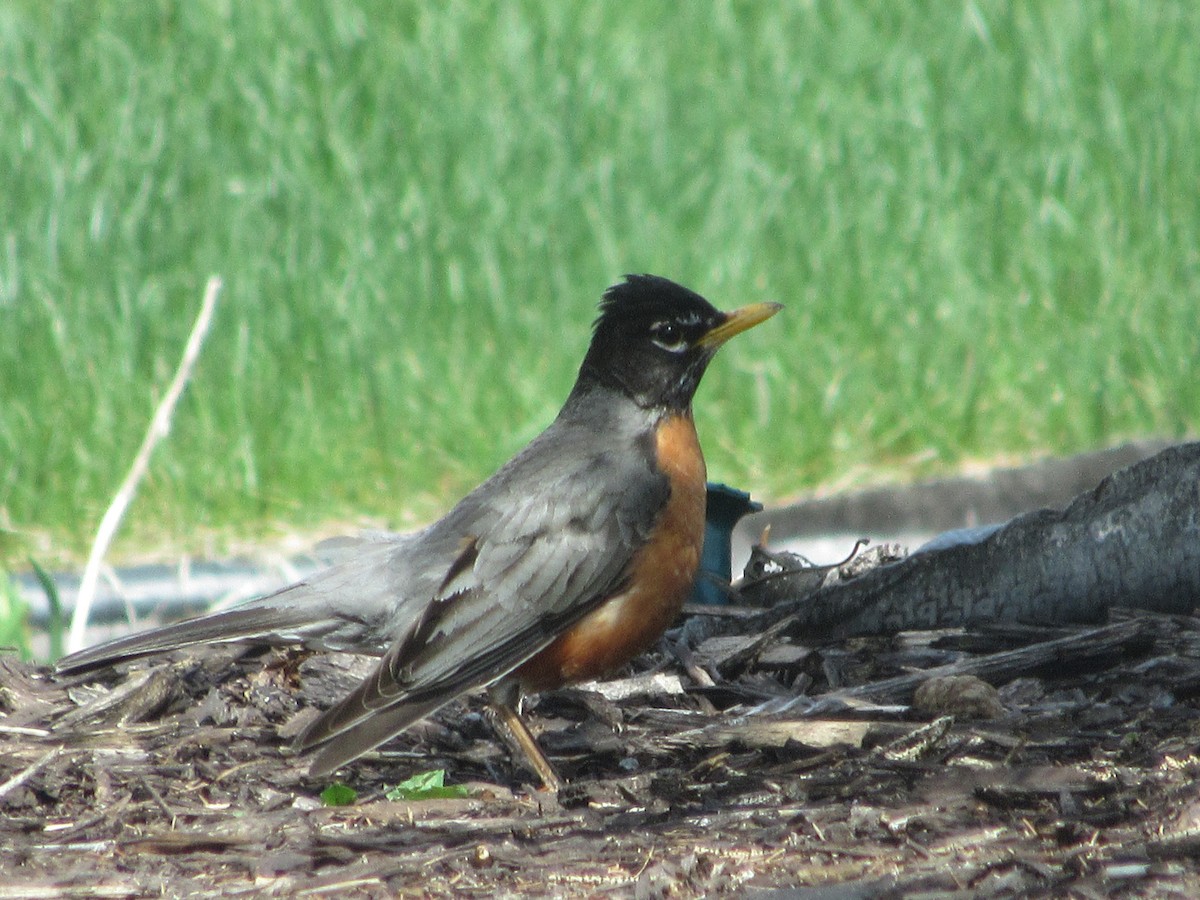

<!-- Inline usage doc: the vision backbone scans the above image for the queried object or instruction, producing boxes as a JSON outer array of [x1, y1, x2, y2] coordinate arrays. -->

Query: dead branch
[[67, 277, 223, 653], [745, 442, 1200, 639]]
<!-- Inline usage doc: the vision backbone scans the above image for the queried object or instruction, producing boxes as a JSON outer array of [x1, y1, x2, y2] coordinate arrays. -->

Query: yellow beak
[[697, 301, 783, 349]]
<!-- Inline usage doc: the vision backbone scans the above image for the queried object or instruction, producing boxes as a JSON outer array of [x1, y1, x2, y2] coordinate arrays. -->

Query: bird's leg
[[485, 685, 563, 792]]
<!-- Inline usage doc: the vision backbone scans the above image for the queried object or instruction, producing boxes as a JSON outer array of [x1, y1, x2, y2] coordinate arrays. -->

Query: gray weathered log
[[744, 442, 1200, 639]]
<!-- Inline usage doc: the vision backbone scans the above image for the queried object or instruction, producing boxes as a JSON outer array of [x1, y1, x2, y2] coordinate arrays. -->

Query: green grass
[[1, 2, 1198, 561], [0, 566, 32, 659]]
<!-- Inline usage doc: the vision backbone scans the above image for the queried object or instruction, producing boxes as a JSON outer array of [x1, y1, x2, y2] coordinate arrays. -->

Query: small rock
[[913, 674, 1005, 719]]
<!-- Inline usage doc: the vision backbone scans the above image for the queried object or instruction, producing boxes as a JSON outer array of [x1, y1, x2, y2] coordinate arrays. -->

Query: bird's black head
[[573, 275, 781, 412]]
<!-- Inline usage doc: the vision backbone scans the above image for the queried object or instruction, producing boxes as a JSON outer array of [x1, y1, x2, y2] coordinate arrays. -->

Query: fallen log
[[743, 442, 1200, 639]]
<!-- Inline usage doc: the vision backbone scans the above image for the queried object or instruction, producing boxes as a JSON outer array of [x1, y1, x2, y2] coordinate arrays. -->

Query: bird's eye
[[650, 321, 688, 353]]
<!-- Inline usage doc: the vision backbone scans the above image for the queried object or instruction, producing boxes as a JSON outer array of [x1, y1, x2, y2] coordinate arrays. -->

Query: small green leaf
[[385, 769, 469, 801], [320, 782, 358, 806]]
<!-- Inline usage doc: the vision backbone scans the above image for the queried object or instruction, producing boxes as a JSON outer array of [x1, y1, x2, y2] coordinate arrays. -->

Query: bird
[[57, 275, 781, 788]]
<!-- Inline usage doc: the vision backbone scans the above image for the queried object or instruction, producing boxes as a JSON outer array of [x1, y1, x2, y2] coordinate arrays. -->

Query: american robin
[[57, 275, 780, 788]]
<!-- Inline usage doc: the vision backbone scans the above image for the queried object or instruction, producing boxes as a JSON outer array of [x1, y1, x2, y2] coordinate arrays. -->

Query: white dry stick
[[66, 276, 223, 654], [0, 748, 61, 801]]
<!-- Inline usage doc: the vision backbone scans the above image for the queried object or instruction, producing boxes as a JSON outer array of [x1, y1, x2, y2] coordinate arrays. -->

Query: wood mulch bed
[[4, 602, 1200, 897]]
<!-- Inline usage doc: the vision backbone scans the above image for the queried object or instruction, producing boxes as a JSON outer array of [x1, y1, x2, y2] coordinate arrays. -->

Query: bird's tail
[[299, 694, 450, 776], [55, 601, 329, 674]]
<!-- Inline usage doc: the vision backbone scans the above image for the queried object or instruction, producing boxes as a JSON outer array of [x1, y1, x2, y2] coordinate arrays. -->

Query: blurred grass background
[[1, 1, 1198, 564]]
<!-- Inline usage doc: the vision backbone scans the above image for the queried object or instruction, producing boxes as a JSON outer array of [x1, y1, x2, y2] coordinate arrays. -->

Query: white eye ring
[[651, 322, 688, 353], [652, 337, 689, 353]]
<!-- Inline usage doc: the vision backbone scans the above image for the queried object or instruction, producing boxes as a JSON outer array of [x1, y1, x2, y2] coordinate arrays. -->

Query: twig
[[67, 277, 223, 654], [809, 617, 1150, 709], [0, 748, 60, 801], [739, 537, 871, 589]]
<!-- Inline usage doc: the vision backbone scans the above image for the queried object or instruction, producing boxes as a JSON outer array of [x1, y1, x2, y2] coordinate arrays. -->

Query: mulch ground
[[4, 606, 1200, 898]]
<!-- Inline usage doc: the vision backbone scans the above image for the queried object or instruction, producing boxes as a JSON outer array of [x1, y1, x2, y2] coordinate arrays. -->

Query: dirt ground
[[4, 605, 1200, 898]]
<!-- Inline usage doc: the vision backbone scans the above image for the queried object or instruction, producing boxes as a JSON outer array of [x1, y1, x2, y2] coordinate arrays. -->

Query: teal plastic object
[[691, 483, 762, 605]]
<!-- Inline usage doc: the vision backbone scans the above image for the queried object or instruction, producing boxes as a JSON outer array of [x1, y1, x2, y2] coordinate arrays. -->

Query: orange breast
[[516, 413, 707, 692]]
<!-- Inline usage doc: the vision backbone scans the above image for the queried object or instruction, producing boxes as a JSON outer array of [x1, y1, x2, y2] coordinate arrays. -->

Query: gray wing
[[297, 401, 669, 773]]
